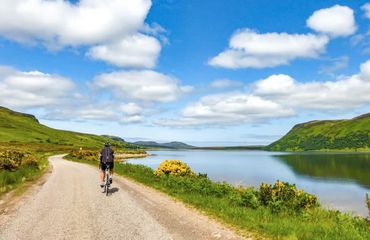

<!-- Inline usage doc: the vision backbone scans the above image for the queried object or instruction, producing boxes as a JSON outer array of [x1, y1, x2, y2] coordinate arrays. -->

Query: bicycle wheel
[[105, 171, 109, 196]]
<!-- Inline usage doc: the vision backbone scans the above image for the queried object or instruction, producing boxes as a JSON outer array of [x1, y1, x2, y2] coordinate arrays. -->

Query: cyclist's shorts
[[100, 162, 114, 171]]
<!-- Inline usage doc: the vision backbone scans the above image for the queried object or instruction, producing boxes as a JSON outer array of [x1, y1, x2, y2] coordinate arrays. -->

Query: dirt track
[[0, 155, 247, 240]]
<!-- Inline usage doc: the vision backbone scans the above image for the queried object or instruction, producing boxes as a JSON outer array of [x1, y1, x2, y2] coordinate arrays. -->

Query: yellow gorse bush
[[154, 160, 195, 177], [69, 150, 99, 161], [0, 150, 38, 170]]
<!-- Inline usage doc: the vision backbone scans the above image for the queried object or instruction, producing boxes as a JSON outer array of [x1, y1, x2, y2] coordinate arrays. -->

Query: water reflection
[[275, 153, 370, 188]]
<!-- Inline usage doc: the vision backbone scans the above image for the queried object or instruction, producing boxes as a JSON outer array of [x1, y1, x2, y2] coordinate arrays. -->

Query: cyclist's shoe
[[100, 182, 105, 188], [109, 177, 112, 184]]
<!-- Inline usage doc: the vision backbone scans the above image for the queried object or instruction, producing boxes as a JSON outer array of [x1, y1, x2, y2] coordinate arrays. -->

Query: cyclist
[[99, 142, 114, 188]]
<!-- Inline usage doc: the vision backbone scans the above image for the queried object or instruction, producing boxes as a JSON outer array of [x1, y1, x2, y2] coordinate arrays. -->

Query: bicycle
[[103, 163, 111, 196]]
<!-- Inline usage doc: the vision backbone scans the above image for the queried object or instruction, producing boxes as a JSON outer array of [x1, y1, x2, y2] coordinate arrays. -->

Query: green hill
[[0, 106, 137, 150], [267, 113, 370, 151], [133, 141, 194, 149]]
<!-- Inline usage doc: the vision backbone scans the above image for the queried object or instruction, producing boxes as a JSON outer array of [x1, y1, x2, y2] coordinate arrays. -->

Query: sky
[[1, 0, 370, 146]]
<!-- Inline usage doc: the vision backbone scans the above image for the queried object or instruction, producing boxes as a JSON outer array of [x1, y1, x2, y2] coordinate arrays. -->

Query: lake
[[128, 150, 370, 217]]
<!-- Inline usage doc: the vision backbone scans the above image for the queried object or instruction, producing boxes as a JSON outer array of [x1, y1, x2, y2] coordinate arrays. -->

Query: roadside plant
[[259, 180, 319, 212], [366, 193, 370, 218], [154, 160, 195, 177], [0, 150, 39, 170], [0, 150, 24, 170], [69, 150, 99, 161]]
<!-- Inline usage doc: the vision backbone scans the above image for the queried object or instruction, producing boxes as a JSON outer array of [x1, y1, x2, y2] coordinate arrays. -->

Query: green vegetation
[[0, 151, 49, 194], [0, 106, 139, 149], [267, 113, 370, 151], [154, 160, 195, 177], [65, 155, 370, 239], [276, 153, 370, 188], [367, 193, 370, 218]]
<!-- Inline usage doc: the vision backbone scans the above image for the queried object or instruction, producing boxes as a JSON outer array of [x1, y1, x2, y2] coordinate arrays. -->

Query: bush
[[0, 150, 24, 170], [0, 150, 39, 171], [259, 180, 319, 212], [22, 154, 39, 167], [366, 193, 370, 218], [154, 160, 195, 177], [69, 150, 99, 161]]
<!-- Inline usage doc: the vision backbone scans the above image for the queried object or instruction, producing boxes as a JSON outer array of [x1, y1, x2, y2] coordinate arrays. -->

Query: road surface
[[0, 155, 247, 240]]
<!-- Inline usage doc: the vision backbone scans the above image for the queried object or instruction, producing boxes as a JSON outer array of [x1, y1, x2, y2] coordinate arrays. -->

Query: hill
[[267, 113, 370, 151], [134, 141, 194, 149], [0, 106, 137, 150]]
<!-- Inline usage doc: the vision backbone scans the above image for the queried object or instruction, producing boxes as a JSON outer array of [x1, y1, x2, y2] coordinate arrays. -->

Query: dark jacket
[[100, 146, 114, 163]]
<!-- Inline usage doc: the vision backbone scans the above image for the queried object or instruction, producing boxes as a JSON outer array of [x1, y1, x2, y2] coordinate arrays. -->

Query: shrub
[[69, 150, 99, 161], [366, 193, 370, 218], [230, 188, 260, 209], [0, 150, 25, 170], [259, 180, 319, 212], [154, 160, 195, 177], [22, 154, 39, 167]]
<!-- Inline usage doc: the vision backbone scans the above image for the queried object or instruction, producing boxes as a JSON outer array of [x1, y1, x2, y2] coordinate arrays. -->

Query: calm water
[[128, 150, 370, 216]]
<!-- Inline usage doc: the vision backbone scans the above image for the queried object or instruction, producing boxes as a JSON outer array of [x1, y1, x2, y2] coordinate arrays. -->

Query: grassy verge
[[65, 155, 370, 240], [0, 152, 51, 196]]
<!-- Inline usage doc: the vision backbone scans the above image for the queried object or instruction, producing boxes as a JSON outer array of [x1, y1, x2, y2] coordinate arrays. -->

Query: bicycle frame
[[104, 164, 111, 196]]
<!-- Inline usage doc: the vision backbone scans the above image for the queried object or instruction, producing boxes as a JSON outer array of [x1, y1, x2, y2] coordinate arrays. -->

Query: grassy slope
[[0, 106, 137, 149], [267, 113, 370, 151]]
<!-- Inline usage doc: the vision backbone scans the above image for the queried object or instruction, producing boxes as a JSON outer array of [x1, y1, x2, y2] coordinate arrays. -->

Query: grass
[[65, 156, 370, 240], [267, 113, 370, 152], [0, 106, 140, 149], [0, 152, 50, 195]]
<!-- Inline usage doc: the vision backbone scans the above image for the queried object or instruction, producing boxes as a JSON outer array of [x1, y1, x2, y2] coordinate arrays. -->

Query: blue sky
[[1, 0, 370, 146]]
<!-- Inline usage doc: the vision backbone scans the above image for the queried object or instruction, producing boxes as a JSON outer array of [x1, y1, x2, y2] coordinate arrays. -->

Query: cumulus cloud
[[158, 60, 370, 126], [254, 66, 370, 110], [156, 93, 294, 126], [0, 0, 161, 68], [307, 5, 356, 37], [0, 0, 151, 46], [87, 34, 161, 68], [0, 66, 76, 109], [209, 29, 328, 69], [93, 70, 193, 103]]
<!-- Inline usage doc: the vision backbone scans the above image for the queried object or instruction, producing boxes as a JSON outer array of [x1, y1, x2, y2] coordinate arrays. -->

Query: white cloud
[[254, 75, 296, 95], [156, 93, 294, 126], [0, 0, 162, 68], [362, 3, 370, 19], [0, 0, 151, 46], [255, 61, 370, 110], [209, 29, 329, 69], [0, 66, 76, 109], [307, 5, 356, 37], [87, 34, 161, 68], [93, 70, 193, 103], [158, 60, 370, 126], [210, 79, 243, 88]]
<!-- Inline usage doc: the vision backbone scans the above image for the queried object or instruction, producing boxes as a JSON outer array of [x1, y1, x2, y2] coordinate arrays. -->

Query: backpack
[[101, 147, 114, 163]]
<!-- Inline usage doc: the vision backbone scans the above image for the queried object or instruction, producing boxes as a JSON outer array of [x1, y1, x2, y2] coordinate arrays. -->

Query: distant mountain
[[133, 141, 194, 149], [267, 113, 370, 151]]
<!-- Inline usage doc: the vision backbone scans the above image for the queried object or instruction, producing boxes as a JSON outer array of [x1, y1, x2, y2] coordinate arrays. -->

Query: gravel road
[[0, 155, 248, 240]]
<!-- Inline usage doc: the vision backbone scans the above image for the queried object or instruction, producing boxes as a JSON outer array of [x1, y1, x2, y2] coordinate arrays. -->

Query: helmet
[[104, 142, 111, 147]]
